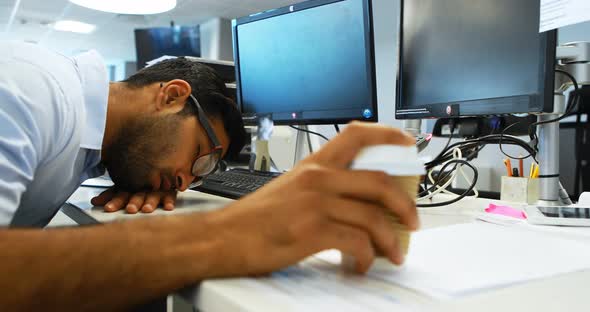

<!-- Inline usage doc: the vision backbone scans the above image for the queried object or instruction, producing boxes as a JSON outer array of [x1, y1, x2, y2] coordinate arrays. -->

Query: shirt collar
[[72, 50, 109, 151]]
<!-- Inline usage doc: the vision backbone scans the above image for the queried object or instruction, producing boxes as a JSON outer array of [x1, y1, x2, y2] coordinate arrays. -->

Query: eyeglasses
[[187, 94, 223, 189]]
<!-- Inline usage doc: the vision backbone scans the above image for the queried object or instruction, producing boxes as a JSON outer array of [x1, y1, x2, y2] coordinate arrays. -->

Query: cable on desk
[[425, 134, 537, 169], [420, 135, 530, 205], [435, 119, 456, 161], [424, 120, 457, 192], [289, 125, 330, 141], [419, 70, 579, 206], [419, 129, 534, 207], [417, 159, 478, 207], [496, 121, 534, 160], [418, 146, 479, 205], [421, 149, 478, 198]]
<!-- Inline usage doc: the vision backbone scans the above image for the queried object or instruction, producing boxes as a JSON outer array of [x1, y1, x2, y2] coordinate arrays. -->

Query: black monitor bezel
[[395, 0, 557, 120], [232, 0, 378, 125]]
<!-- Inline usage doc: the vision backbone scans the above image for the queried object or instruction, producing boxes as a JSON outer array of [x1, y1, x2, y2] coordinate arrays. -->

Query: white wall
[[200, 17, 234, 61], [372, 0, 402, 128], [104, 59, 126, 82]]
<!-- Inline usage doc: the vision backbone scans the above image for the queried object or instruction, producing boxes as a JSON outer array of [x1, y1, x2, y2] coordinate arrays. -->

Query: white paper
[[540, 0, 590, 32], [317, 222, 590, 298], [234, 263, 416, 312]]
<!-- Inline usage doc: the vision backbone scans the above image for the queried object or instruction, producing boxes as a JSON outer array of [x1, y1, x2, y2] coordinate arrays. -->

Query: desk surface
[[67, 187, 233, 224], [68, 189, 590, 312]]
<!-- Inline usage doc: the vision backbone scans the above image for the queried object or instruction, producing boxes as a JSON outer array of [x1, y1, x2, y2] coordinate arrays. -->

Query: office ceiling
[[0, 0, 303, 60]]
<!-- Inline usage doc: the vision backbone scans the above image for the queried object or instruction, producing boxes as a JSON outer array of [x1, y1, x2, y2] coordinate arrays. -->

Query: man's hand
[[91, 188, 177, 214], [206, 122, 418, 277]]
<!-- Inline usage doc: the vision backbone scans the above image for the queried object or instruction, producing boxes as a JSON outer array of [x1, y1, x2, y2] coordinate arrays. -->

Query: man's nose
[[175, 171, 196, 191]]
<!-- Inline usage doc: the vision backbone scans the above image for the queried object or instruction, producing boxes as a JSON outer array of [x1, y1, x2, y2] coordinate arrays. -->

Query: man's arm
[[1, 214, 224, 311], [1, 123, 419, 311]]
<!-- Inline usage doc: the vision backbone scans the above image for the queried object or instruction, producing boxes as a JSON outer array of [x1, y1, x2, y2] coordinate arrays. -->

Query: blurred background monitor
[[134, 26, 201, 70], [395, 0, 556, 119], [232, 0, 378, 125]]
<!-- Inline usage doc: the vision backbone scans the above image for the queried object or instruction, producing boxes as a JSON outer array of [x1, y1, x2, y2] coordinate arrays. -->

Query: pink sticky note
[[485, 203, 527, 219]]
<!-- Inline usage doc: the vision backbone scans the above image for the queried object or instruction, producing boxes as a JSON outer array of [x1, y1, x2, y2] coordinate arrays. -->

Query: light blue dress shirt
[[0, 41, 108, 227]]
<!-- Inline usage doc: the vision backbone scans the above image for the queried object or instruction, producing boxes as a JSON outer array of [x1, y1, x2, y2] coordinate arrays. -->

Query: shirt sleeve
[[0, 43, 81, 227], [0, 72, 42, 226], [0, 55, 57, 227]]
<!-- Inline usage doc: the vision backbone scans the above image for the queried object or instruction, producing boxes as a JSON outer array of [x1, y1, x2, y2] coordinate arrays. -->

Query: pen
[[503, 159, 512, 177], [513, 168, 519, 177], [532, 164, 540, 179], [529, 162, 535, 178], [518, 156, 524, 177]]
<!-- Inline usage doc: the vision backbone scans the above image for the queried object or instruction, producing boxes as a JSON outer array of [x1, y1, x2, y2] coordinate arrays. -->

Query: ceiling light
[[69, 0, 176, 15], [53, 20, 96, 34]]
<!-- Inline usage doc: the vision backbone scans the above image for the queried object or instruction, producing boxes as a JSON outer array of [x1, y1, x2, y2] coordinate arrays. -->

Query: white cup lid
[[351, 145, 426, 176]]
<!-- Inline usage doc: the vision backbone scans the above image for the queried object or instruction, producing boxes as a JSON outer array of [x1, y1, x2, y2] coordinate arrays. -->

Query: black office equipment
[[194, 168, 281, 199], [232, 0, 378, 125], [560, 86, 590, 199], [395, 0, 556, 119], [394, 0, 570, 207], [134, 26, 201, 70]]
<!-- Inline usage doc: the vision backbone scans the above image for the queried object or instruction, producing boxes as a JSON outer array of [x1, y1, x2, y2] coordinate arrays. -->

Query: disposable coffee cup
[[344, 145, 425, 268], [381, 175, 421, 256]]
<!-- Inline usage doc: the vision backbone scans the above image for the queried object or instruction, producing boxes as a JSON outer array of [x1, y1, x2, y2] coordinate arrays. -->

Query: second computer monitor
[[232, 0, 377, 125], [395, 0, 557, 119], [135, 26, 201, 70]]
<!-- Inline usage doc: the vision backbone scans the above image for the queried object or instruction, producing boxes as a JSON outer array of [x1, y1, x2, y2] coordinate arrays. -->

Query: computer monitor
[[395, 0, 557, 119], [134, 26, 201, 70], [232, 0, 378, 125]]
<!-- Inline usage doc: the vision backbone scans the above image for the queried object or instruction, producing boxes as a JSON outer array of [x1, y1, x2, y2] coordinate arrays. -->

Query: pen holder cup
[[500, 176, 539, 204]]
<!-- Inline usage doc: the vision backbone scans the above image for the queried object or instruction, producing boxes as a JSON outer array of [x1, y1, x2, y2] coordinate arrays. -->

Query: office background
[[1, 0, 589, 193]]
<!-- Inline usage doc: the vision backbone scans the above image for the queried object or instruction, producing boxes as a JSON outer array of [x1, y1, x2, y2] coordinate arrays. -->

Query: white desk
[[66, 187, 232, 223], [67, 189, 590, 311]]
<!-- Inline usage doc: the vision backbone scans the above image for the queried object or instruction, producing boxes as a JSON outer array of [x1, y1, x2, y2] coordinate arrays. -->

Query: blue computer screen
[[235, 0, 376, 124]]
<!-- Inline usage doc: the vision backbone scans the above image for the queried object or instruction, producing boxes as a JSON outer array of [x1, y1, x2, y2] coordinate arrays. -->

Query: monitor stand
[[251, 122, 315, 171], [251, 117, 274, 172], [536, 99, 569, 205], [293, 125, 314, 166], [537, 42, 590, 206], [403, 119, 423, 136]]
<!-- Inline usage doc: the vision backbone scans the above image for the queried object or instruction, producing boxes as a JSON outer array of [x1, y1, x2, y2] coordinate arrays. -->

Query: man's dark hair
[[123, 57, 246, 160]]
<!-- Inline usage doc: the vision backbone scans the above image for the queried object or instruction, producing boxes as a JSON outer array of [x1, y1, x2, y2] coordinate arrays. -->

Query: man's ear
[[156, 79, 192, 113]]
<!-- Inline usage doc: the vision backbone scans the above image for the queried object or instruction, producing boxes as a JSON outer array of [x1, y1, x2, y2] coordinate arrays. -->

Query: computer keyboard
[[195, 135, 430, 199], [193, 168, 281, 199]]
